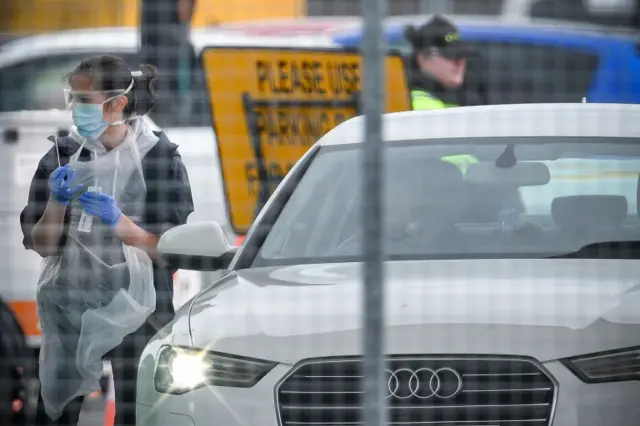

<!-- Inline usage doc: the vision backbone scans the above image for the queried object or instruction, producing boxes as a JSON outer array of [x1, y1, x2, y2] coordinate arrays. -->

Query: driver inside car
[[333, 158, 467, 256], [385, 159, 467, 254]]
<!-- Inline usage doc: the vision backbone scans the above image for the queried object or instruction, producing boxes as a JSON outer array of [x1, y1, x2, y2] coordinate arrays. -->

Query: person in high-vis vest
[[404, 15, 485, 173]]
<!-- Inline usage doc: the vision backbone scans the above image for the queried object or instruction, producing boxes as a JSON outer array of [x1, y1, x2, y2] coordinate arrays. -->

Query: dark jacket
[[19, 131, 194, 330]]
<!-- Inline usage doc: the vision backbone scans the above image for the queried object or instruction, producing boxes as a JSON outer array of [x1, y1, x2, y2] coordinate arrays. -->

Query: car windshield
[[254, 137, 640, 267]]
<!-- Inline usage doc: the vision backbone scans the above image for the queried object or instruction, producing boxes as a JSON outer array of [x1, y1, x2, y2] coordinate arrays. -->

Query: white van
[[0, 26, 338, 354]]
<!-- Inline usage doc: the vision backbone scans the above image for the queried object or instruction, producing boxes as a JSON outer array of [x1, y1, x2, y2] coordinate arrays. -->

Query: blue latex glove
[[48, 164, 84, 206], [78, 192, 122, 228]]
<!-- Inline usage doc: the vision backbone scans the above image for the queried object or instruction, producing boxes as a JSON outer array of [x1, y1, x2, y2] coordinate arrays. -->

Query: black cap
[[404, 15, 476, 59]]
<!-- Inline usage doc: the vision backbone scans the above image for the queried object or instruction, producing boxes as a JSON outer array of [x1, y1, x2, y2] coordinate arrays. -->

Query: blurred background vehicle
[[200, 15, 640, 104], [311, 0, 640, 28], [0, 26, 336, 127], [334, 15, 640, 104]]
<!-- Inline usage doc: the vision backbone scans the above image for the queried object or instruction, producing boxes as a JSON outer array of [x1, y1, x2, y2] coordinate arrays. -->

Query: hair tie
[[131, 71, 143, 77]]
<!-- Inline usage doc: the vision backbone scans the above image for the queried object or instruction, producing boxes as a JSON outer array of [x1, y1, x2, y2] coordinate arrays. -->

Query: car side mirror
[[158, 222, 237, 271]]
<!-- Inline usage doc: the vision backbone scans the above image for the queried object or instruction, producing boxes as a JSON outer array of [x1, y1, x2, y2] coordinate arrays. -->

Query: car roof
[[328, 14, 640, 44], [387, 14, 638, 35], [319, 103, 640, 147], [203, 15, 640, 39], [211, 16, 361, 36], [3, 16, 634, 70], [0, 26, 338, 69]]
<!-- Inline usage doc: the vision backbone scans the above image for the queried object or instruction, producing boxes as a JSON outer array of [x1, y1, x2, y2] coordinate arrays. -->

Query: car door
[[461, 39, 600, 104]]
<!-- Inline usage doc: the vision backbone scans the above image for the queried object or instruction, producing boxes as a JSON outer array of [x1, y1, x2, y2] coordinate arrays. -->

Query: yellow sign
[[201, 47, 410, 234]]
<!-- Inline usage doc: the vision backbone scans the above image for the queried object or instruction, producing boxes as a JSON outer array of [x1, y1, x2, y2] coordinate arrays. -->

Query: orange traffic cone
[[103, 367, 116, 426]]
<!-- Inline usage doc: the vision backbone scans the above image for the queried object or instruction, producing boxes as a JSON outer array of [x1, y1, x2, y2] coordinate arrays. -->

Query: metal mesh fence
[[0, 0, 639, 426]]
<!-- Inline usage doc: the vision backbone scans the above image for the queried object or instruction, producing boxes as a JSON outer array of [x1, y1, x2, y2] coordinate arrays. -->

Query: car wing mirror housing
[[158, 222, 237, 271]]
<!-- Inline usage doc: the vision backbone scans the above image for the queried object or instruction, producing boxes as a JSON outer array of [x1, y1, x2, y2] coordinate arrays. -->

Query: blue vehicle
[[333, 16, 640, 104]]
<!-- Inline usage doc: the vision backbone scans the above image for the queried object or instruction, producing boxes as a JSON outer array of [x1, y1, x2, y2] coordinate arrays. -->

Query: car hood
[[187, 259, 640, 363]]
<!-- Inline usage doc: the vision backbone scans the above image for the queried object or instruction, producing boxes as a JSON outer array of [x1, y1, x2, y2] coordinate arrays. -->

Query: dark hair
[[404, 24, 421, 49], [67, 54, 158, 118], [403, 25, 422, 72]]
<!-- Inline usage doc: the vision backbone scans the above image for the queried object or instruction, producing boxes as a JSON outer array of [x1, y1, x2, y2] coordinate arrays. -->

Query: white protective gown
[[36, 119, 159, 420]]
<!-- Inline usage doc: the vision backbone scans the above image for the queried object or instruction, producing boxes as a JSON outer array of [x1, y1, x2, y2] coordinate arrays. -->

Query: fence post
[[139, 0, 194, 126], [360, 0, 387, 426]]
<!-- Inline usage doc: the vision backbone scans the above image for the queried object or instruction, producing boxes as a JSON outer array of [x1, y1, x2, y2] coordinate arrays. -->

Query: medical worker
[[20, 55, 194, 425]]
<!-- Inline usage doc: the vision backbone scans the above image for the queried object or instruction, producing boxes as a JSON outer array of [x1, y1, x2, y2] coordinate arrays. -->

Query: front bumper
[[137, 355, 640, 426]]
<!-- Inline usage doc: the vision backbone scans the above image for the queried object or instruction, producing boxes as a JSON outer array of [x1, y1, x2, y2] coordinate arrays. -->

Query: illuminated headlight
[[154, 346, 277, 394], [563, 346, 640, 383]]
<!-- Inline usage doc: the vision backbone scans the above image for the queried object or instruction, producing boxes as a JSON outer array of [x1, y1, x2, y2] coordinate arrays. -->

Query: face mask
[[69, 77, 136, 140], [72, 102, 109, 139]]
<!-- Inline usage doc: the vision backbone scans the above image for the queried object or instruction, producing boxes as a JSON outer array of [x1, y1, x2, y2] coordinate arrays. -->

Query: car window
[[0, 53, 139, 112], [388, 39, 599, 104], [468, 41, 599, 104], [255, 137, 640, 266]]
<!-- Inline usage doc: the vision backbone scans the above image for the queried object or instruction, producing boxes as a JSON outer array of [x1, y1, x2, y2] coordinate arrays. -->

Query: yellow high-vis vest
[[411, 89, 478, 174]]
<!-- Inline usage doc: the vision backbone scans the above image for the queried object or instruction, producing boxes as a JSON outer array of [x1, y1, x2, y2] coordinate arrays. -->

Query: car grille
[[276, 356, 556, 426]]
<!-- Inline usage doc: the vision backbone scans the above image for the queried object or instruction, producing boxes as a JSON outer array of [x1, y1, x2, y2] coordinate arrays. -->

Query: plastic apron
[[36, 123, 157, 420]]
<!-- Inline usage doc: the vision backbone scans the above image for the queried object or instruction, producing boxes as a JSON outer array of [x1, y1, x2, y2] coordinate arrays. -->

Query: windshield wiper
[[548, 240, 640, 259]]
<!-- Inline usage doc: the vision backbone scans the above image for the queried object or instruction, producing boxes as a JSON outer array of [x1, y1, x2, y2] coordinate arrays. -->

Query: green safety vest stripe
[[411, 90, 447, 110], [441, 154, 479, 174], [411, 89, 478, 174]]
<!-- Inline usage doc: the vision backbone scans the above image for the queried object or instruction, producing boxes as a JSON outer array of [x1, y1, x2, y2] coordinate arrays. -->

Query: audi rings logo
[[384, 368, 463, 400]]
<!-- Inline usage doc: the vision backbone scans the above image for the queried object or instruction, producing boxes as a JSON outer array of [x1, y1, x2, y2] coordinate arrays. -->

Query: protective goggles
[[63, 76, 136, 109]]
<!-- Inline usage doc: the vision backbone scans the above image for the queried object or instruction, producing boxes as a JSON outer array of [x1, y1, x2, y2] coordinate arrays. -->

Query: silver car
[[137, 102, 640, 426]]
